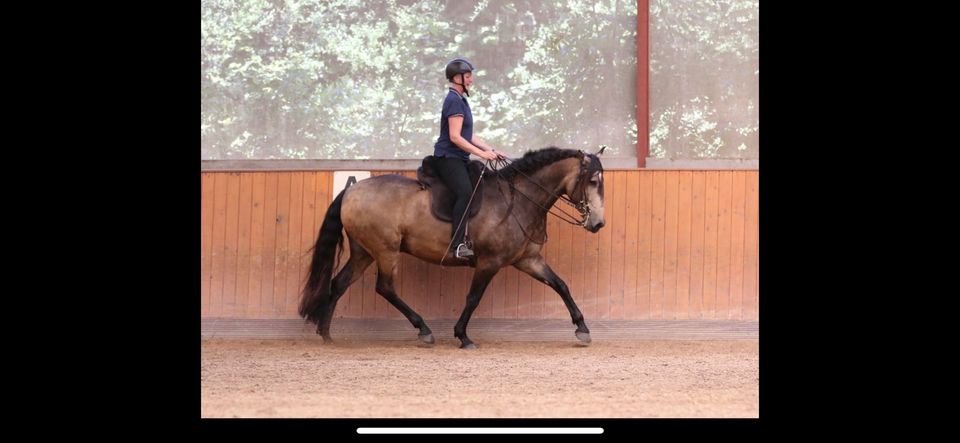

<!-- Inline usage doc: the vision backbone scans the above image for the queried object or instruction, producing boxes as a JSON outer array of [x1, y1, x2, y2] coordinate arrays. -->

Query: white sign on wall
[[332, 171, 371, 202]]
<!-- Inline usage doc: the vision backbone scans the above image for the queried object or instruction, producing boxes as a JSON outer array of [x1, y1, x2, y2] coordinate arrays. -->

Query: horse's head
[[565, 151, 606, 233], [498, 146, 607, 233]]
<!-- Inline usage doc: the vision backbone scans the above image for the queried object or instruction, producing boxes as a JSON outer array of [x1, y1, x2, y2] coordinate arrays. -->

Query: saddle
[[416, 156, 486, 223]]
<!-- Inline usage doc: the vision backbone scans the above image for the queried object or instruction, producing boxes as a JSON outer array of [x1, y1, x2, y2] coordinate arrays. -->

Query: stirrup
[[455, 243, 474, 259]]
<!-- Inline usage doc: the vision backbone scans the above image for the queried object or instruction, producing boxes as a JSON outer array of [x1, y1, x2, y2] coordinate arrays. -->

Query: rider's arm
[[449, 116, 495, 159]]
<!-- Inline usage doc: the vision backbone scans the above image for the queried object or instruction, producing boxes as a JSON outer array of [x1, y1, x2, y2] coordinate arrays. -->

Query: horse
[[298, 147, 606, 349]]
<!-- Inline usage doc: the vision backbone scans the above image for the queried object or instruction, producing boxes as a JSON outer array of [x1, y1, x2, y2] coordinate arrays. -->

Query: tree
[[648, 0, 759, 159], [201, 0, 640, 160]]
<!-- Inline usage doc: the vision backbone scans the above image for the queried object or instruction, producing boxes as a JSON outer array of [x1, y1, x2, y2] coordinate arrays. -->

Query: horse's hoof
[[418, 333, 435, 344], [322, 336, 334, 344], [575, 331, 592, 344], [460, 343, 478, 350]]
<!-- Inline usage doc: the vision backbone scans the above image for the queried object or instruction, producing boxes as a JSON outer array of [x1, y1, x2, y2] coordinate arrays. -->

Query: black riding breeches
[[433, 156, 473, 247]]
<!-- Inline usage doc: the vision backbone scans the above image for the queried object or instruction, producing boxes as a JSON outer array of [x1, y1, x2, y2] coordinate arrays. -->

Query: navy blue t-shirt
[[433, 88, 473, 160]]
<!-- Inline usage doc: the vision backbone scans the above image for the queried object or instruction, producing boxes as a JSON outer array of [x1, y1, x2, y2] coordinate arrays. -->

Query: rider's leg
[[433, 156, 474, 257]]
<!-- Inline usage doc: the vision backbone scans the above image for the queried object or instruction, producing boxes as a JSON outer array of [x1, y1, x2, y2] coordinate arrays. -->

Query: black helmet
[[445, 58, 474, 81]]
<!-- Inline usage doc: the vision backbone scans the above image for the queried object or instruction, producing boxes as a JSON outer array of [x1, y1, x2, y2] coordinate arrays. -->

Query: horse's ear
[[596, 145, 607, 155]]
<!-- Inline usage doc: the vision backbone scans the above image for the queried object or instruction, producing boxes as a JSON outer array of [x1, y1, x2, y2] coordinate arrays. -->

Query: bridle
[[486, 151, 601, 243]]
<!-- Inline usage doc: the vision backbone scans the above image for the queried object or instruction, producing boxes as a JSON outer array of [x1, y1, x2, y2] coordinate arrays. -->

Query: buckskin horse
[[299, 147, 606, 349]]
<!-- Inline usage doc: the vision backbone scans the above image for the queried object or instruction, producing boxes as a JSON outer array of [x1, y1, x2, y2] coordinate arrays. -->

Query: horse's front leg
[[453, 264, 500, 349], [514, 255, 591, 344]]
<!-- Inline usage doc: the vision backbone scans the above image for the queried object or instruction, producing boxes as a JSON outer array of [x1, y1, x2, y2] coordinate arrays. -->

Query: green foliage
[[201, 0, 759, 161], [202, 0, 637, 159], [649, 0, 759, 159]]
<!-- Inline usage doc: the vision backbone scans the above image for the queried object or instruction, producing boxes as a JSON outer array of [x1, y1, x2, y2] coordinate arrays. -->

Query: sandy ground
[[201, 339, 758, 418]]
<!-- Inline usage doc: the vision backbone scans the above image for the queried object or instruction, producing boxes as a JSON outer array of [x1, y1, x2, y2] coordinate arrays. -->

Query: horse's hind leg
[[514, 255, 591, 344], [373, 252, 434, 344], [318, 239, 373, 342]]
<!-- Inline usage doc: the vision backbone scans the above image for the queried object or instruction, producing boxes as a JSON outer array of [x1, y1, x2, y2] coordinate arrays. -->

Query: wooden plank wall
[[201, 170, 759, 320]]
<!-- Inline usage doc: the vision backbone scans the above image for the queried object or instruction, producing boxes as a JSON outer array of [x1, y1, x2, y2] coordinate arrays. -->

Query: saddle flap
[[416, 156, 485, 223]]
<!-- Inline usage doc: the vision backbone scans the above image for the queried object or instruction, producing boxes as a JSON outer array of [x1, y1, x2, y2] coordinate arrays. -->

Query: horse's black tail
[[299, 190, 347, 324]]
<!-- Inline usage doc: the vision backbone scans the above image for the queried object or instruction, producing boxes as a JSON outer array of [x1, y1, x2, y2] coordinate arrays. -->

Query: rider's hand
[[479, 150, 498, 161]]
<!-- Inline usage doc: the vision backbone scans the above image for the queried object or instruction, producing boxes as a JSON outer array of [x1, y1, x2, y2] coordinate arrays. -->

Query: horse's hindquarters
[[339, 175, 462, 265]]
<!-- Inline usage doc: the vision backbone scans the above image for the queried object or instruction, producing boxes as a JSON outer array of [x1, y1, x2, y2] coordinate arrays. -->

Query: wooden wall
[[201, 170, 758, 321]]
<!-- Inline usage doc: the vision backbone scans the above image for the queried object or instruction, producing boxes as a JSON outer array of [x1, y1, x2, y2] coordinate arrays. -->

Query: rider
[[433, 57, 504, 259]]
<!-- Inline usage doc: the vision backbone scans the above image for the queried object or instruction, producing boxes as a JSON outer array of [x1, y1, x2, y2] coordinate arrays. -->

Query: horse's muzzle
[[587, 221, 605, 233]]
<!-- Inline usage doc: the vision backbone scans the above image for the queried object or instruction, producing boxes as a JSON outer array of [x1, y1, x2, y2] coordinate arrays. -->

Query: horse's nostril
[[596, 222, 605, 230]]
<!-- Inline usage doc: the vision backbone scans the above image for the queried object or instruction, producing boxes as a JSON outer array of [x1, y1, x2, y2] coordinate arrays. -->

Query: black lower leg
[[454, 267, 498, 348], [318, 273, 351, 341], [515, 258, 590, 342], [546, 272, 588, 331], [376, 270, 433, 341], [318, 250, 372, 342]]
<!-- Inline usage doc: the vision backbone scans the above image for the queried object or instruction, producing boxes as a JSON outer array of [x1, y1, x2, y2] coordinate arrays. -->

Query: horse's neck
[[510, 162, 573, 209]]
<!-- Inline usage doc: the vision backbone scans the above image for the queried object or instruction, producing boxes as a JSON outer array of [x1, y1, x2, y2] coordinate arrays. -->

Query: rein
[[486, 153, 594, 244]]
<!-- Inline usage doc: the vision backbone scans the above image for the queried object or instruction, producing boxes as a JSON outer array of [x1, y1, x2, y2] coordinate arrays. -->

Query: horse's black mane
[[495, 147, 593, 180]]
